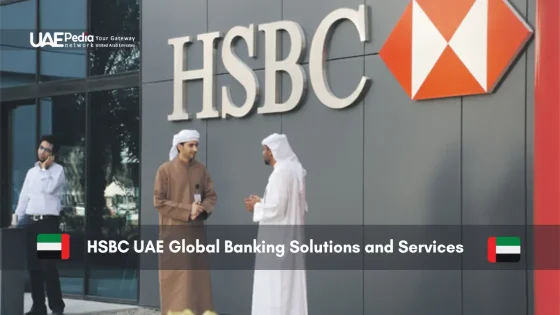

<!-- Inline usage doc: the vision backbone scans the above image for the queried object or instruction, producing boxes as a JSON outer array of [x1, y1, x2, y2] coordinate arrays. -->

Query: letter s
[[221, 24, 259, 118]]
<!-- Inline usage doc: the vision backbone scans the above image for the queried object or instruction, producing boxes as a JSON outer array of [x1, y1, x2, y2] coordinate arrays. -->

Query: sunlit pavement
[[24, 293, 140, 314]]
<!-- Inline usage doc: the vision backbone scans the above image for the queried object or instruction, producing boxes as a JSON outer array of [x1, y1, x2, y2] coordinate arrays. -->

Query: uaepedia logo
[[30, 32, 94, 48]]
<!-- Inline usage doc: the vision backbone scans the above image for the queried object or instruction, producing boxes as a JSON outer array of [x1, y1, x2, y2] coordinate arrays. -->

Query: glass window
[[10, 102, 36, 213], [87, 87, 139, 300], [39, 0, 87, 81], [40, 94, 86, 294], [88, 0, 140, 76], [0, 0, 37, 87]]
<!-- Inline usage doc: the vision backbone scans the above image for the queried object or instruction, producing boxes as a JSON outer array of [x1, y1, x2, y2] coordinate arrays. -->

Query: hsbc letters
[[167, 5, 370, 121]]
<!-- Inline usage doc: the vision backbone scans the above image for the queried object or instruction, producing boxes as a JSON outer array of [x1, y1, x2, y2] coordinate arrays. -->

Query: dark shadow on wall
[[402, 141, 527, 315], [404, 141, 462, 315], [427, 141, 462, 225], [461, 142, 528, 315], [368, 140, 461, 315]]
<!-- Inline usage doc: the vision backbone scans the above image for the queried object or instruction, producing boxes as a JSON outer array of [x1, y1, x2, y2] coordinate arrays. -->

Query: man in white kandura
[[244, 133, 309, 315]]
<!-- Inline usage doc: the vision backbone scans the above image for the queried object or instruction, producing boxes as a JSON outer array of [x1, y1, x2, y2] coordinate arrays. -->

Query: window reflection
[[40, 94, 86, 294], [11, 103, 37, 213], [0, 0, 37, 87], [9, 102, 37, 297], [89, 0, 140, 76], [39, 0, 87, 81], [87, 87, 139, 300]]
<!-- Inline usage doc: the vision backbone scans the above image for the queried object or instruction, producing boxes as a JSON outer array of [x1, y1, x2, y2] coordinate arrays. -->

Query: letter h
[[168, 32, 222, 121]]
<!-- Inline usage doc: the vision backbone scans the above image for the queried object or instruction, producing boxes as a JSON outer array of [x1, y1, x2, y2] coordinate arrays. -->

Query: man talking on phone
[[12, 135, 66, 315]]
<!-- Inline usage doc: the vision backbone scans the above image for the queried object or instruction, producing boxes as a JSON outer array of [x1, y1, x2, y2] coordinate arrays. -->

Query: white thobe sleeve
[[253, 169, 290, 222]]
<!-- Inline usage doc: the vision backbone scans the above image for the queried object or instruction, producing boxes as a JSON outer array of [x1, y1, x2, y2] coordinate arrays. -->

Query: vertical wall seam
[[362, 1, 366, 314], [137, 0, 143, 303], [524, 52, 530, 315], [280, 0, 283, 133], [460, 96, 464, 315], [35, 0, 41, 144], [206, 0, 209, 166], [36, 0, 40, 83]]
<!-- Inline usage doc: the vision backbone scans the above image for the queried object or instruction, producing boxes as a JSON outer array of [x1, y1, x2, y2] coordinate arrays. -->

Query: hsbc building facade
[[136, 0, 560, 314], [3, 0, 555, 314]]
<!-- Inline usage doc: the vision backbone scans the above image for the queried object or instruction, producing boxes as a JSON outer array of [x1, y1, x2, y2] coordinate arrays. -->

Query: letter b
[[108, 240, 119, 253], [258, 21, 306, 114]]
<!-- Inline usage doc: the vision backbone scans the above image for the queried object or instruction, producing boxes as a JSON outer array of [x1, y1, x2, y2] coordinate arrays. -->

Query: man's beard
[[264, 159, 270, 165]]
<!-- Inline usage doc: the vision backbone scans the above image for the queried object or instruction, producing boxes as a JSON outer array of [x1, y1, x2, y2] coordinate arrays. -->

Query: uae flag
[[487, 236, 520, 263], [37, 234, 70, 260]]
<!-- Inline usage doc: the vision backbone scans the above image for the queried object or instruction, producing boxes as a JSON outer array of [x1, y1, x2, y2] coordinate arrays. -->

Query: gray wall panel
[[282, 0, 364, 63], [365, 0, 410, 54], [208, 0, 282, 75], [463, 271, 527, 315], [462, 55, 527, 226], [364, 55, 461, 225], [209, 270, 254, 315], [281, 57, 365, 225], [461, 0, 530, 311], [510, 0, 529, 18], [206, 70, 281, 226], [139, 80, 208, 307], [142, 0, 207, 83], [461, 62, 529, 313], [365, 271, 461, 315], [140, 0, 537, 313], [363, 54, 461, 315], [306, 271, 363, 315], [526, 0, 535, 25]]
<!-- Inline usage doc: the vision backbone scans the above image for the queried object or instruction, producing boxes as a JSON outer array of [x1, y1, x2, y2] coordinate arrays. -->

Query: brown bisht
[[154, 157, 217, 315]]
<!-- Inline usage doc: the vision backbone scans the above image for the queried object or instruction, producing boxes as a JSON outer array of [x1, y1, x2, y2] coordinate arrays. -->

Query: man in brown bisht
[[154, 129, 217, 315]]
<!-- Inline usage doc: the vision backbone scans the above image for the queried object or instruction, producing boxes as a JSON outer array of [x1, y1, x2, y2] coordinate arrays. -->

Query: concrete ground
[[96, 309, 159, 315], [23, 293, 160, 314]]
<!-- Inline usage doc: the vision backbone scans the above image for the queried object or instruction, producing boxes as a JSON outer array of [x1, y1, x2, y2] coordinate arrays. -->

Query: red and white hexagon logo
[[380, 0, 533, 100]]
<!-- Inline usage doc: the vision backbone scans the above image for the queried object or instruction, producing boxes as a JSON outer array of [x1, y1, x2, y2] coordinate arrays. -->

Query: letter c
[[309, 5, 371, 109]]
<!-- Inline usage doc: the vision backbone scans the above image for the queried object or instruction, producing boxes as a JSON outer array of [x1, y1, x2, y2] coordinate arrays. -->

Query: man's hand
[[244, 195, 260, 212], [41, 155, 54, 169], [190, 202, 205, 220]]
